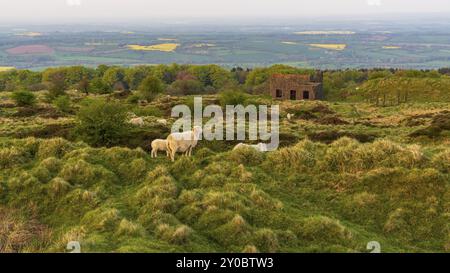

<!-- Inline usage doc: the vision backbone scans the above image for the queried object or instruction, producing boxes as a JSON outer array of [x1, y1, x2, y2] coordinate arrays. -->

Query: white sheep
[[129, 117, 145, 127], [287, 113, 295, 121], [233, 142, 268, 152], [166, 126, 203, 162], [156, 119, 168, 125], [151, 139, 169, 158]]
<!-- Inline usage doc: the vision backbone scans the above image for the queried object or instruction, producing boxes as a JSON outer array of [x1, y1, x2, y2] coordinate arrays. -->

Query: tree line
[[1, 64, 449, 104]]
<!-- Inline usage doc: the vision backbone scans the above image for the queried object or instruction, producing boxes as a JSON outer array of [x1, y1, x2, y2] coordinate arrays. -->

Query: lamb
[[166, 126, 203, 162], [233, 142, 268, 152], [129, 117, 145, 127], [151, 139, 169, 158]]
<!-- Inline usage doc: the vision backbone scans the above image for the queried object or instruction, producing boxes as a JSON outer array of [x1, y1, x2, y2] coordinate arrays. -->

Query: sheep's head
[[192, 126, 203, 140]]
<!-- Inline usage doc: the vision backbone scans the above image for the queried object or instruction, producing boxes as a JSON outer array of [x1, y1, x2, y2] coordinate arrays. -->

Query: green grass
[[1, 90, 450, 253]]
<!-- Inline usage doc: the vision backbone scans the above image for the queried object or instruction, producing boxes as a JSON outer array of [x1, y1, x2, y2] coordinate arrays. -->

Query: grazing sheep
[[129, 117, 145, 127], [287, 113, 295, 121], [156, 119, 168, 125], [151, 139, 169, 158], [166, 126, 203, 162], [233, 142, 268, 152]]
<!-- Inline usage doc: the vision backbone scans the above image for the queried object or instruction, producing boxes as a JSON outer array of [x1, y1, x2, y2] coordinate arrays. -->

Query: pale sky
[[0, 0, 449, 23]]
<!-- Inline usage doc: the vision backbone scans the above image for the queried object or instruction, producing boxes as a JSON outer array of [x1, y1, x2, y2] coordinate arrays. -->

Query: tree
[[188, 65, 234, 90], [125, 66, 151, 90], [102, 67, 125, 89], [11, 90, 36, 107], [138, 75, 163, 100], [78, 76, 90, 95], [152, 64, 182, 84], [90, 78, 111, 94], [168, 79, 204, 95], [64, 66, 93, 85], [47, 71, 67, 99], [75, 99, 129, 147]]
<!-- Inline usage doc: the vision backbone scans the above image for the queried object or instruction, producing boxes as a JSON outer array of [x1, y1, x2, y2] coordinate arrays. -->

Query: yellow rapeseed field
[[0, 66, 15, 72], [309, 44, 347, 50], [157, 38, 178, 41], [127, 43, 180, 52], [15, 32, 42, 37]]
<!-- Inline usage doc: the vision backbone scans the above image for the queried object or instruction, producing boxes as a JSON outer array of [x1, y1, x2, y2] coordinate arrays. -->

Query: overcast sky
[[0, 0, 449, 23]]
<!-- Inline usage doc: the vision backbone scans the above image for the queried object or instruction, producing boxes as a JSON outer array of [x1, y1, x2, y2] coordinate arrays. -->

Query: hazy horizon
[[0, 0, 449, 24]]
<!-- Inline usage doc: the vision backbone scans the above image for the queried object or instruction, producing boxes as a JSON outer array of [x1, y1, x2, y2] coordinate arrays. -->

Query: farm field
[[0, 64, 449, 253], [127, 43, 180, 52], [0, 17, 449, 69]]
